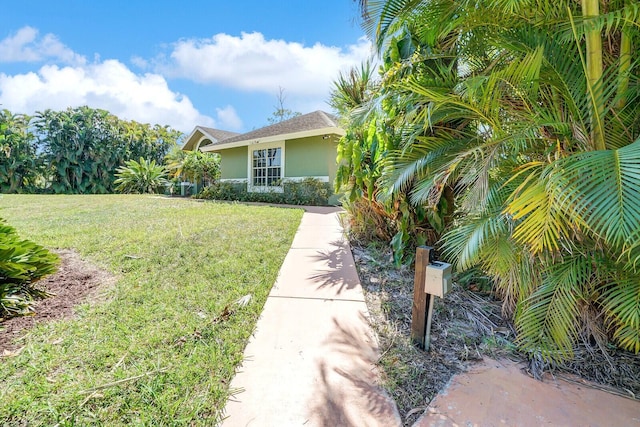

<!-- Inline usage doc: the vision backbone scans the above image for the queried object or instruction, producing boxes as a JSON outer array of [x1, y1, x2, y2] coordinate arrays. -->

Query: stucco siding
[[285, 136, 336, 179], [217, 146, 247, 179], [327, 140, 339, 184]]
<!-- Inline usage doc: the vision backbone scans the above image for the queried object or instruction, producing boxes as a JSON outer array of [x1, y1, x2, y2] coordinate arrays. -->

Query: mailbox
[[424, 261, 452, 297]]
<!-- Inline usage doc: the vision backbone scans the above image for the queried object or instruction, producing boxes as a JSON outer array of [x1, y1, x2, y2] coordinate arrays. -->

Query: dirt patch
[[0, 249, 115, 352], [353, 244, 517, 425], [352, 243, 640, 426]]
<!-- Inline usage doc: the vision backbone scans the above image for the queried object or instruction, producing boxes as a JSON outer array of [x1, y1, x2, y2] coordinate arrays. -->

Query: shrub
[[283, 178, 331, 206], [0, 219, 59, 318], [196, 178, 332, 206], [341, 197, 395, 244], [114, 157, 168, 194], [181, 151, 220, 185], [197, 181, 245, 201]]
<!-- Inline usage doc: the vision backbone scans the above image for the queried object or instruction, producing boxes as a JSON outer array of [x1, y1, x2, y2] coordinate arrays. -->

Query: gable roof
[[213, 111, 339, 146], [181, 126, 241, 151], [182, 111, 344, 152], [199, 127, 240, 142]]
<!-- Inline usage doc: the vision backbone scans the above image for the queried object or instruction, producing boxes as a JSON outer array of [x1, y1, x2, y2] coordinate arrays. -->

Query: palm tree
[[356, 0, 640, 360], [330, 60, 444, 263], [0, 110, 39, 193], [164, 143, 187, 180]]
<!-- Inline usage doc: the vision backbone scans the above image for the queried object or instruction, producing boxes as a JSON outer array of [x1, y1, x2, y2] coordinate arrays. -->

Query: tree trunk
[[582, 0, 606, 150], [617, 27, 632, 110]]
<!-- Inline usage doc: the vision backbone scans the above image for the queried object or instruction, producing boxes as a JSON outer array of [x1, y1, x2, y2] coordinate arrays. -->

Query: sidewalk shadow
[[306, 243, 361, 296], [307, 315, 401, 426], [302, 206, 344, 215]]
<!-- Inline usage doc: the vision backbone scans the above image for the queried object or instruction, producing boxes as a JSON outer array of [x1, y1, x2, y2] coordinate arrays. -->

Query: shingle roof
[[199, 127, 240, 142], [181, 126, 240, 150], [210, 110, 340, 146]]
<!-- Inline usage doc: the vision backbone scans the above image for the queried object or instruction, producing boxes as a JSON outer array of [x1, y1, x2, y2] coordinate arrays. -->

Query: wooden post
[[411, 246, 433, 349]]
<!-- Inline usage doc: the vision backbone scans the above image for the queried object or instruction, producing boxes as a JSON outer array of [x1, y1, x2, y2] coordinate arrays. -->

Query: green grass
[[0, 195, 303, 426]]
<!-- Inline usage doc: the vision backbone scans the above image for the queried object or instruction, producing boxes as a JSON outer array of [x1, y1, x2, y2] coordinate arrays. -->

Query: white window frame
[[194, 137, 212, 151], [247, 141, 285, 193]]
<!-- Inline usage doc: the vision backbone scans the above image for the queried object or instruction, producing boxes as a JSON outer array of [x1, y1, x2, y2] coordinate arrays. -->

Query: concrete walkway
[[220, 205, 640, 426], [415, 358, 640, 427], [221, 207, 401, 426]]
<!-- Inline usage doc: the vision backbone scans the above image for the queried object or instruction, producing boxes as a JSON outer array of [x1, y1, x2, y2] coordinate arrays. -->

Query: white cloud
[[215, 105, 243, 131], [160, 32, 372, 98], [0, 27, 373, 133], [0, 26, 86, 65], [130, 55, 148, 69], [0, 60, 214, 132]]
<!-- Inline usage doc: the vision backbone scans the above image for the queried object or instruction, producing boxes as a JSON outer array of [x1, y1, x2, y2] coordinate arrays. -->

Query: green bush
[[341, 197, 395, 244], [196, 178, 332, 206], [284, 178, 331, 206], [197, 181, 245, 200], [114, 157, 168, 194], [0, 219, 59, 318]]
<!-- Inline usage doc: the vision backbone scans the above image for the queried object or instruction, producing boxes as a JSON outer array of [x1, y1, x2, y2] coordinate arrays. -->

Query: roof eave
[[201, 126, 345, 152], [182, 126, 222, 151], [181, 128, 204, 151]]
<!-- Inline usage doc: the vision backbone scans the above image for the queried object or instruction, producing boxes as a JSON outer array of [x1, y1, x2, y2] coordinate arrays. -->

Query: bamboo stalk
[[582, 0, 606, 151], [617, 27, 632, 110]]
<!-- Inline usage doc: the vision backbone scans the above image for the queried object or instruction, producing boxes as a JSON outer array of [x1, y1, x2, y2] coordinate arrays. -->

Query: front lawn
[[0, 195, 303, 425]]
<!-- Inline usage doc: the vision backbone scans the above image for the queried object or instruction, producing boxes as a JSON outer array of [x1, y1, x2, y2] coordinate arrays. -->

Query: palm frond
[[555, 3, 640, 42], [551, 138, 640, 249], [358, 0, 424, 51], [515, 254, 592, 361], [441, 212, 511, 271], [506, 166, 575, 254], [600, 269, 640, 353]]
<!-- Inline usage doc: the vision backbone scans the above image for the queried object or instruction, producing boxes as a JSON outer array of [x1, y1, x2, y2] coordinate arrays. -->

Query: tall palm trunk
[[617, 27, 632, 109], [582, 0, 606, 150]]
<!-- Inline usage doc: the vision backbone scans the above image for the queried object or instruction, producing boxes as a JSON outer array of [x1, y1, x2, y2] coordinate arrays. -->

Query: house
[[182, 110, 345, 204]]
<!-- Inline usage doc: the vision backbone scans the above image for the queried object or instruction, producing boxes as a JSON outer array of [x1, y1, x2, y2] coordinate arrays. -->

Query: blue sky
[[1, 1, 371, 134]]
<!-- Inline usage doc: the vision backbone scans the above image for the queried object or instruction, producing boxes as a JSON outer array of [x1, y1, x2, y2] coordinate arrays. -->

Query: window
[[252, 147, 282, 186]]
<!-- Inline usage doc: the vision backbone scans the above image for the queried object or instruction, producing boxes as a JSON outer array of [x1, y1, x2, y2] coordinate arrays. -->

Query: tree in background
[[181, 151, 221, 188], [0, 110, 41, 193], [352, 0, 640, 361], [267, 87, 301, 125], [122, 121, 181, 164], [11, 107, 181, 194], [164, 143, 187, 182], [34, 107, 123, 193], [165, 147, 220, 187]]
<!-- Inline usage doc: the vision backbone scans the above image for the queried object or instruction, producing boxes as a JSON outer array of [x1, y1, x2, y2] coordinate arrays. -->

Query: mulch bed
[[0, 250, 114, 352]]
